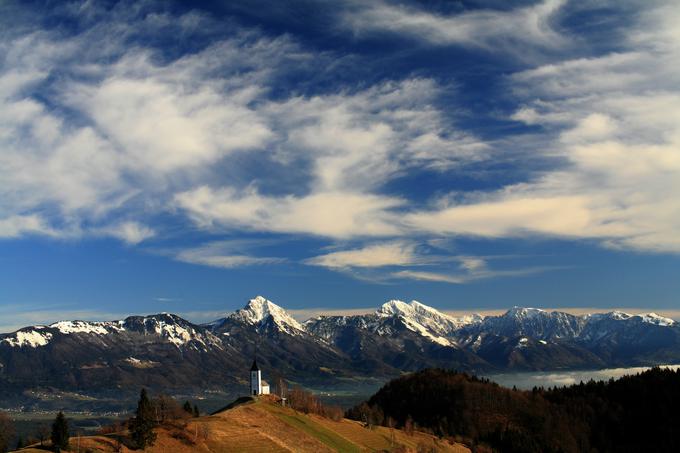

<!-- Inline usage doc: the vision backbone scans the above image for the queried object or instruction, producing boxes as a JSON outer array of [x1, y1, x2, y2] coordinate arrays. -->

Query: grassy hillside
[[14, 396, 469, 452]]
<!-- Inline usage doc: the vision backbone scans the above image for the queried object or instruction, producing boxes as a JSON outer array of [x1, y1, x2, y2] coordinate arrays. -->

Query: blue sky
[[1, 0, 679, 331]]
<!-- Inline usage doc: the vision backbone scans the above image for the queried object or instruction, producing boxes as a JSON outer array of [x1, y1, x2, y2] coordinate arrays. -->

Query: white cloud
[[0, 8, 486, 246], [100, 221, 155, 245], [304, 240, 552, 285], [342, 0, 567, 54], [458, 256, 486, 272], [65, 51, 273, 173], [0, 214, 57, 238], [392, 270, 468, 284], [2, 0, 679, 281], [174, 241, 284, 269], [266, 78, 487, 192], [174, 78, 486, 239], [175, 186, 404, 238], [402, 2, 680, 252], [393, 265, 558, 284], [306, 241, 418, 268], [405, 196, 593, 238]]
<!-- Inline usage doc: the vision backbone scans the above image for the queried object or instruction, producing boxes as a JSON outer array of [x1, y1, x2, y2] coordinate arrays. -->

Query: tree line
[[347, 367, 680, 453]]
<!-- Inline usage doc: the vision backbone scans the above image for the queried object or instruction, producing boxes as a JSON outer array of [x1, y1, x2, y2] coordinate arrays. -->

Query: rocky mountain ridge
[[1, 296, 678, 404]]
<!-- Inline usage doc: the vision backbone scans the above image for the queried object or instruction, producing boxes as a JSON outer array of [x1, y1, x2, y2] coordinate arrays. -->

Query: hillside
[[349, 367, 680, 453], [13, 396, 469, 453]]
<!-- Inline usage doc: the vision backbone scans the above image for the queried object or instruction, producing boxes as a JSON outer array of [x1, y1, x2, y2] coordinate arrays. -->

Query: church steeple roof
[[250, 359, 259, 371]]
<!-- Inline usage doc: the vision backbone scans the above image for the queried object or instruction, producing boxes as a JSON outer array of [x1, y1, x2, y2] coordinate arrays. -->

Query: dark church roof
[[250, 359, 259, 371]]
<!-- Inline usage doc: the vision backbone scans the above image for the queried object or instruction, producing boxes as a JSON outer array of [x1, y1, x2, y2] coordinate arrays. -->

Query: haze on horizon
[[1, 0, 679, 331]]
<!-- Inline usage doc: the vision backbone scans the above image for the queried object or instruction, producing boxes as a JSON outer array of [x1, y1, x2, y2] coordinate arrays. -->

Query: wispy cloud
[[0, 214, 58, 239], [380, 2, 680, 253], [305, 240, 558, 284], [154, 297, 182, 303], [341, 0, 568, 55], [393, 265, 560, 285], [172, 241, 285, 269], [305, 241, 419, 268], [98, 221, 155, 245], [175, 188, 405, 239]]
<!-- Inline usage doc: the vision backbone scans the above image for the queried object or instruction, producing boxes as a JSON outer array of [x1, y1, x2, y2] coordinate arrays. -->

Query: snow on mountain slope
[[376, 300, 482, 346], [304, 299, 487, 347], [638, 313, 676, 326], [229, 296, 305, 335], [1, 329, 53, 347], [586, 311, 632, 322], [1, 320, 124, 348], [50, 320, 123, 335], [122, 313, 222, 349], [587, 311, 675, 327]]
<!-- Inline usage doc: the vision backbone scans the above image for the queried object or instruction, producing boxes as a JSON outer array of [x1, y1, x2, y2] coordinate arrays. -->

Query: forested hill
[[347, 367, 680, 453]]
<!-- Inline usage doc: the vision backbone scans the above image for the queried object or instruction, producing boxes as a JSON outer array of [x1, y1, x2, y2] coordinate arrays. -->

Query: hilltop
[[13, 396, 469, 453]]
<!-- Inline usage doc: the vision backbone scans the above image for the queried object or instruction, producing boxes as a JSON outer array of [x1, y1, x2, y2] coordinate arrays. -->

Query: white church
[[250, 359, 270, 395]]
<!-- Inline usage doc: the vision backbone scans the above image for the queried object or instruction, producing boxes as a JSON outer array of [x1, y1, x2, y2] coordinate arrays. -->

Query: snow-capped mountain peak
[[638, 313, 676, 327], [505, 306, 546, 319], [608, 311, 632, 320], [1, 329, 53, 347], [377, 299, 412, 317], [375, 299, 482, 346], [231, 296, 305, 335]]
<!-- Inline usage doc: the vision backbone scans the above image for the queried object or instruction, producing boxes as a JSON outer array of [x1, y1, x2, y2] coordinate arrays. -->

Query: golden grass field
[[14, 396, 470, 452]]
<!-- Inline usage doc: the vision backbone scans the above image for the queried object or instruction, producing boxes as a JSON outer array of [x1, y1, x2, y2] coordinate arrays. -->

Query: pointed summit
[[231, 296, 305, 335], [374, 299, 482, 346], [377, 299, 412, 317]]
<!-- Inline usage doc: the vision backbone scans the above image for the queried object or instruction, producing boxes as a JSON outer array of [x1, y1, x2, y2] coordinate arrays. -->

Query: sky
[[1, 0, 679, 331]]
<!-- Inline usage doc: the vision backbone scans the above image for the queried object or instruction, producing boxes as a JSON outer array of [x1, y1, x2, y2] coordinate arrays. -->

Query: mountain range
[[1, 296, 679, 406]]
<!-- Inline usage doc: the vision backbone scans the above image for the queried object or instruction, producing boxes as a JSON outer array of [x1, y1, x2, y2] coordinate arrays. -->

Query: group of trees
[[182, 400, 200, 418], [347, 367, 680, 453], [129, 389, 202, 449], [0, 410, 69, 453], [287, 387, 344, 421]]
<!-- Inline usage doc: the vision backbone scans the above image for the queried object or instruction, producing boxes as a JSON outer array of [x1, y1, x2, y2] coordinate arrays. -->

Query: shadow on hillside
[[211, 396, 256, 414]]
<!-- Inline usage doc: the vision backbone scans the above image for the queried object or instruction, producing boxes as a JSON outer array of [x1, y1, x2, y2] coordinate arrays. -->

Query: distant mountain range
[[1, 296, 679, 402]]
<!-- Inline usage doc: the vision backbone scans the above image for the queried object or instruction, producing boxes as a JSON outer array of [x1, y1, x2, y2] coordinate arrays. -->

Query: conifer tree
[[130, 388, 157, 449], [50, 411, 69, 452], [183, 401, 193, 414], [193, 404, 200, 418]]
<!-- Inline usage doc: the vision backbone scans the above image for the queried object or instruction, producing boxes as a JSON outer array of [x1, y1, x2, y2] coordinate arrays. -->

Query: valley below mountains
[[1, 296, 679, 411]]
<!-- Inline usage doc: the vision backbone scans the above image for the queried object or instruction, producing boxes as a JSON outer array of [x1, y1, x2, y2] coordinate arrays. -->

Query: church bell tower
[[250, 359, 261, 396]]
